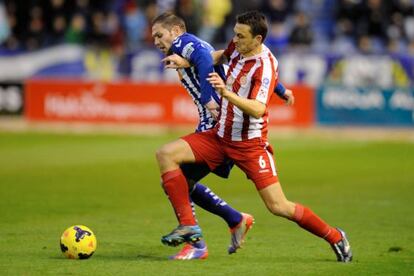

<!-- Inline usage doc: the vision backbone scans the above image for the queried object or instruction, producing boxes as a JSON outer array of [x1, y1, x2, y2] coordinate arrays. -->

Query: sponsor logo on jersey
[[258, 88, 267, 99], [182, 42, 195, 59], [240, 75, 247, 86], [263, 77, 270, 88]]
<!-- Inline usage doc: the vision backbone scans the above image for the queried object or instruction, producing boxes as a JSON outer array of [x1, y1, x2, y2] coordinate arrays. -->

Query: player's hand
[[207, 72, 228, 97], [284, 89, 295, 106], [162, 54, 190, 69], [206, 100, 219, 120]]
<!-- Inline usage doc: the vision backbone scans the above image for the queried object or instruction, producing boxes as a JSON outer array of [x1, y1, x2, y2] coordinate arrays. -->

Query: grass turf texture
[[0, 131, 413, 275]]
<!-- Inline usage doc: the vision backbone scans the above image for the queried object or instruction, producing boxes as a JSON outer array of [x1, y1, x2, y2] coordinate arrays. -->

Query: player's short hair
[[236, 11, 268, 42], [152, 12, 187, 32]]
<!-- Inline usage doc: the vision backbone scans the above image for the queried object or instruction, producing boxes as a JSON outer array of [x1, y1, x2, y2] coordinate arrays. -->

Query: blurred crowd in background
[[1, 0, 414, 55], [0, 0, 413, 124]]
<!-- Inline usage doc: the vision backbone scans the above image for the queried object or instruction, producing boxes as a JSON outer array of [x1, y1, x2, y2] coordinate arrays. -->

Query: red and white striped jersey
[[216, 41, 278, 141]]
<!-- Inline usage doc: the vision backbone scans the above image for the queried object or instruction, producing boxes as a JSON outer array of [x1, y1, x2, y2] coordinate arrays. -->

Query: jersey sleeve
[[250, 59, 277, 105], [274, 82, 289, 100], [274, 82, 285, 95], [223, 40, 236, 60], [171, 37, 216, 105]]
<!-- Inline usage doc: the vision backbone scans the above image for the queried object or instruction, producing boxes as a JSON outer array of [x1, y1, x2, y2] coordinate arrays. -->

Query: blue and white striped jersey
[[170, 33, 225, 132]]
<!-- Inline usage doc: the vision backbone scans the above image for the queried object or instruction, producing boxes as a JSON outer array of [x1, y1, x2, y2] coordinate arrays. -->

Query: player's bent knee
[[155, 145, 174, 165]]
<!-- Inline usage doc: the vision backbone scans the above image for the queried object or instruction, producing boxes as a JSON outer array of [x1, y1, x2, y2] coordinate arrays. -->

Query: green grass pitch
[[0, 131, 413, 275]]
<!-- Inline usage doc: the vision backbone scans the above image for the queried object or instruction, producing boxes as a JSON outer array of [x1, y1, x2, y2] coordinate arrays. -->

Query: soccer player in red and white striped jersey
[[158, 11, 352, 262], [216, 40, 277, 142]]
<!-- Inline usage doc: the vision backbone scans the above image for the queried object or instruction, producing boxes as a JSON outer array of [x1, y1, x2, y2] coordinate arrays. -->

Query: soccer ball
[[60, 225, 97, 259]]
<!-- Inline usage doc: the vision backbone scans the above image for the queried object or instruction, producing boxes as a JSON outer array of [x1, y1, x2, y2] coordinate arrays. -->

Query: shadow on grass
[[135, 254, 167, 261], [49, 253, 167, 262]]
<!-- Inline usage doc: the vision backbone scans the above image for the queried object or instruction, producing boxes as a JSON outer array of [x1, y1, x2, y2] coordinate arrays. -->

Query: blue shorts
[[180, 159, 233, 184]]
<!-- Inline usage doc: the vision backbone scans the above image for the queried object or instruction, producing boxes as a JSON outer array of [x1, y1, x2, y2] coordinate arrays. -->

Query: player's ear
[[171, 25, 181, 35], [255, 35, 263, 45]]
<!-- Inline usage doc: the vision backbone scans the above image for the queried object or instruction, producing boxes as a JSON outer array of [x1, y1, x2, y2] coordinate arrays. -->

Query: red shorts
[[181, 129, 279, 190]]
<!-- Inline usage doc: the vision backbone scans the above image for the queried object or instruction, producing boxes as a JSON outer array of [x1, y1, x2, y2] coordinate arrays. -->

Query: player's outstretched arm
[[211, 50, 226, 65], [167, 37, 218, 116], [163, 50, 226, 69], [207, 73, 266, 119], [162, 54, 190, 69]]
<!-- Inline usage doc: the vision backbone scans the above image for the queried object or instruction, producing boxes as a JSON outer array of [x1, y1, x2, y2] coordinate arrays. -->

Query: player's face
[[152, 23, 175, 54], [233, 23, 261, 56]]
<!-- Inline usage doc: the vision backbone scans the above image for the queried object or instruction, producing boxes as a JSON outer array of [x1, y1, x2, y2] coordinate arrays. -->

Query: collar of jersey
[[173, 33, 187, 44]]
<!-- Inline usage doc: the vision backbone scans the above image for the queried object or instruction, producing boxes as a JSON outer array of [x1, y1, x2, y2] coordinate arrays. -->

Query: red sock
[[162, 169, 197, 226], [293, 204, 341, 244]]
